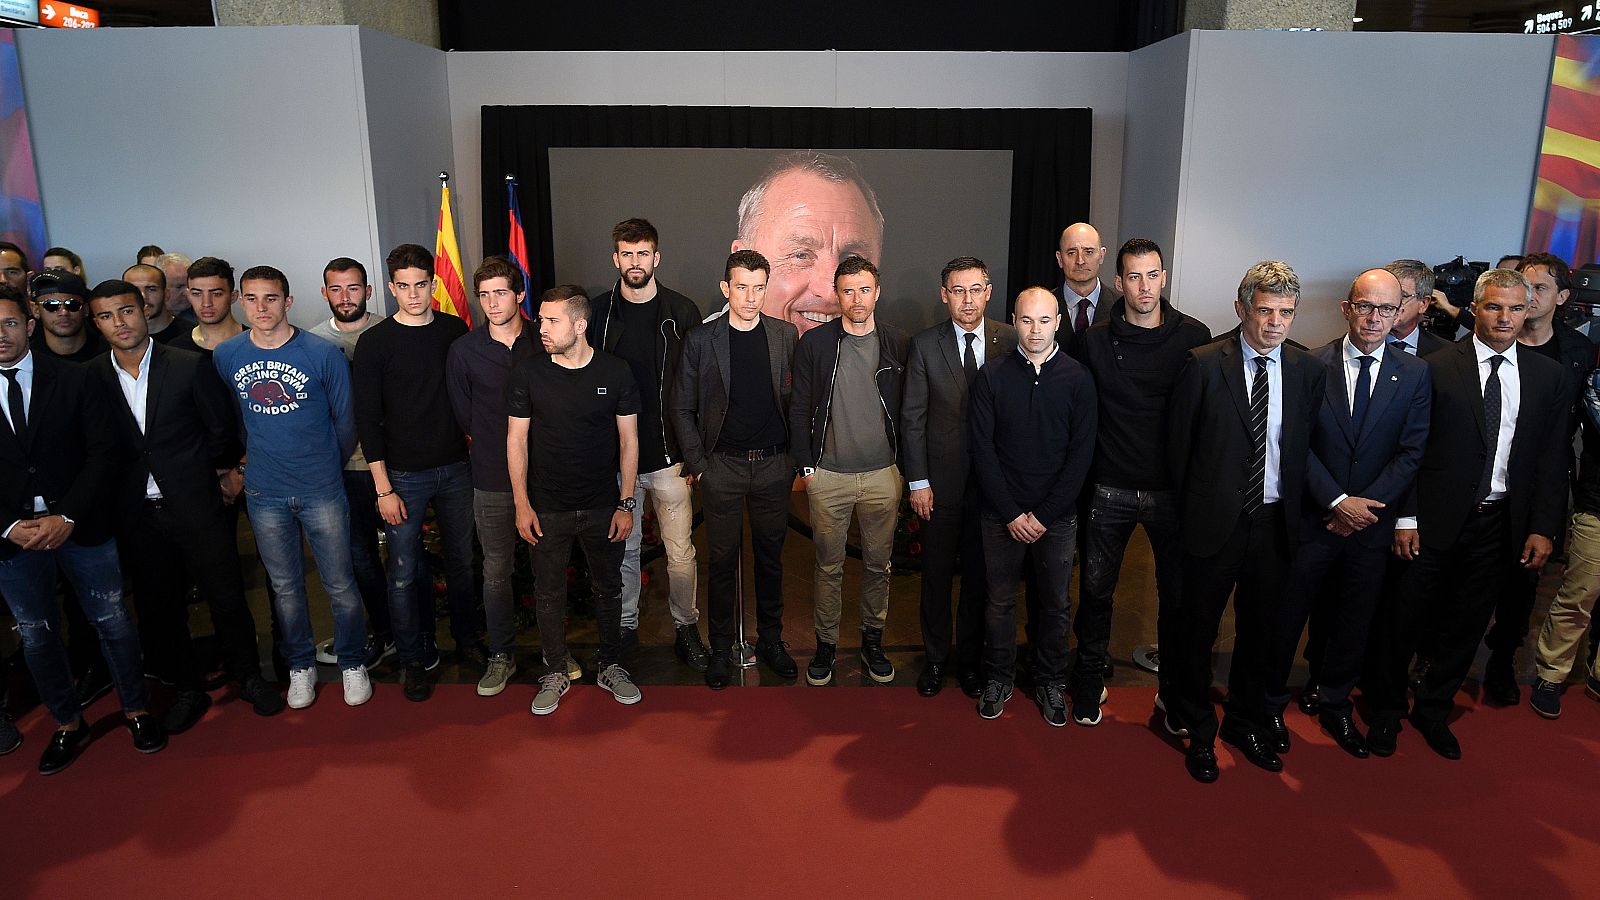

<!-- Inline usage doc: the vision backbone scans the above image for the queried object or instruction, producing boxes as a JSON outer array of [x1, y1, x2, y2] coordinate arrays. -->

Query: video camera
[[1424, 256, 1489, 337]]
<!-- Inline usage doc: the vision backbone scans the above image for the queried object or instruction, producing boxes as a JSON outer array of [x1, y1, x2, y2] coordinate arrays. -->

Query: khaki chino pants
[[1535, 510, 1600, 684], [807, 465, 901, 644]]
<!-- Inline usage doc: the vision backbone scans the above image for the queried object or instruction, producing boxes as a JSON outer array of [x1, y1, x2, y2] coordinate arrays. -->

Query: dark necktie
[[1075, 298, 1091, 335], [1479, 355, 1504, 500], [963, 331, 978, 383], [1245, 357, 1269, 514], [1, 368, 23, 437], [1352, 355, 1374, 431]]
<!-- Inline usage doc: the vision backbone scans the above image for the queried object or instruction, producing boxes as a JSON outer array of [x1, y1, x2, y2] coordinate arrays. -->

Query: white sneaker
[[287, 667, 317, 709], [342, 666, 372, 706]]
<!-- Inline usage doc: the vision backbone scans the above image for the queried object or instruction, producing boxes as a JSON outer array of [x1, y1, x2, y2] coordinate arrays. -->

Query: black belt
[[1475, 498, 1506, 513], [143, 497, 167, 510], [717, 444, 787, 461]]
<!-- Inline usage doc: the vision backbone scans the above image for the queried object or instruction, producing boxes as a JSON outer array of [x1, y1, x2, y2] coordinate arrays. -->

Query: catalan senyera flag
[[433, 180, 473, 327], [1528, 34, 1600, 267], [506, 177, 535, 320]]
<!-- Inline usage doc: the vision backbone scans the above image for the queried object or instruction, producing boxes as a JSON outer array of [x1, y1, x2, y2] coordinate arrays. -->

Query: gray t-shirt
[[821, 331, 894, 474], [310, 315, 381, 470]]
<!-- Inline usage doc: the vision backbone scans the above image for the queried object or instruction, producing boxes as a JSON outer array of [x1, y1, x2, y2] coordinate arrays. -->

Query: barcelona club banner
[[0, 30, 47, 266], [1529, 34, 1600, 267]]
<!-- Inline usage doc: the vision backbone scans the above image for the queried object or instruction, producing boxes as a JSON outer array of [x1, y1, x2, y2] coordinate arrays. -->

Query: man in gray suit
[[671, 250, 800, 689], [903, 257, 1018, 698]]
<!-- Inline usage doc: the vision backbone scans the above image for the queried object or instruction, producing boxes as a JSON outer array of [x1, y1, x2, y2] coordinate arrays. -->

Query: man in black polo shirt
[[968, 286, 1097, 726], [508, 285, 643, 716], [671, 250, 800, 689]]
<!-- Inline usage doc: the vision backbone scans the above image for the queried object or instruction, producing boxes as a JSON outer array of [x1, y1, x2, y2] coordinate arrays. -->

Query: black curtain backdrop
[[480, 105, 1092, 310]]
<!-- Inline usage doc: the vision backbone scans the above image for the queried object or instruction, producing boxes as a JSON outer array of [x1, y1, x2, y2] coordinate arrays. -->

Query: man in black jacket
[[1370, 267, 1573, 759], [671, 250, 800, 688], [902, 257, 1017, 699], [587, 218, 705, 667], [790, 256, 909, 687], [1071, 239, 1211, 728], [968, 286, 1096, 726], [1166, 260, 1327, 783], [0, 285, 167, 773], [88, 280, 284, 727]]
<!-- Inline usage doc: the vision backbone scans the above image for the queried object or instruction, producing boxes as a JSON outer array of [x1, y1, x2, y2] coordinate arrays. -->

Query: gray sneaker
[[477, 652, 517, 697], [597, 664, 642, 705], [530, 671, 570, 716], [545, 654, 582, 681]]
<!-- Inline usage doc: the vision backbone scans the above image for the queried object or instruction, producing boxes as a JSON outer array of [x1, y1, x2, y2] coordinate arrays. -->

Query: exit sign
[[39, 2, 97, 28]]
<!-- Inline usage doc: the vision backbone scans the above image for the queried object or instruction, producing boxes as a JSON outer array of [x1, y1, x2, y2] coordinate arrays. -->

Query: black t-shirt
[[31, 328, 106, 364], [716, 323, 786, 452], [1526, 333, 1561, 362], [612, 296, 668, 471], [352, 313, 471, 471], [149, 318, 187, 346], [505, 349, 641, 512]]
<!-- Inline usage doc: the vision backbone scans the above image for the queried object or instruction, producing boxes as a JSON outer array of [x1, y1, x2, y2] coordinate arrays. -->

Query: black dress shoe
[[1410, 716, 1462, 760], [1319, 711, 1370, 759], [1297, 686, 1322, 716], [38, 721, 92, 775], [917, 663, 945, 697], [1185, 745, 1220, 783], [126, 714, 167, 754], [957, 667, 984, 699], [1221, 729, 1284, 772], [1366, 719, 1400, 757], [1483, 651, 1520, 706], [1265, 715, 1291, 753], [755, 638, 798, 680], [704, 650, 733, 691], [0, 713, 20, 756]]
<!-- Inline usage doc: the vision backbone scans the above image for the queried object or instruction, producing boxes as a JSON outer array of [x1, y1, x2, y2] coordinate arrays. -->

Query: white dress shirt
[[0, 351, 44, 536], [908, 320, 989, 494], [113, 340, 162, 499], [1328, 337, 1385, 509], [1241, 338, 1284, 504]]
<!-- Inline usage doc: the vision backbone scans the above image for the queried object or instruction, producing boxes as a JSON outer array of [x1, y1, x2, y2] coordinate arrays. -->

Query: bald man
[[1055, 223, 1110, 352], [967, 286, 1096, 725], [1266, 269, 1431, 761]]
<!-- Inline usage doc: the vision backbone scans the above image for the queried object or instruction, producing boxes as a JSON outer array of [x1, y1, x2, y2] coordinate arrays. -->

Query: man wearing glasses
[[902, 257, 1016, 698], [1265, 269, 1431, 761], [28, 272, 105, 364], [1384, 260, 1449, 357]]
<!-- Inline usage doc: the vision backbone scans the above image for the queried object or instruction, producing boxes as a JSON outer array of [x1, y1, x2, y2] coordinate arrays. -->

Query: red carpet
[[2, 682, 1599, 898]]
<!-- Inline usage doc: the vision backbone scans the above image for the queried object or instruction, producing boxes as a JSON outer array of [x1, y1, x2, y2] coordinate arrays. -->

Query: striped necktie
[[1244, 357, 1269, 514]]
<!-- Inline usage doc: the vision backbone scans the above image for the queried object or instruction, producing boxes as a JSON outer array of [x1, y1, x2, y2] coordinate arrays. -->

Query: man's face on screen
[[733, 169, 882, 336]]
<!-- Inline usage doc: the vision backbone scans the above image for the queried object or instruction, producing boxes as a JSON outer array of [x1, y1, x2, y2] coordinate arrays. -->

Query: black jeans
[[1171, 503, 1288, 748], [983, 513, 1076, 686], [1371, 502, 1512, 729], [1076, 484, 1181, 695], [918, 475, 987, 671], [121, 499, 264, 687], [342, 469, 391, 641], [1269, 528, 1387, 715], [531, 506, 625, 671], [702, 452, 790, 652]]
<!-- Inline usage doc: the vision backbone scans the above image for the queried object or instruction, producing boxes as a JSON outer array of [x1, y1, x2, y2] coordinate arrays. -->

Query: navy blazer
[[1303, 338, 1432, 548]]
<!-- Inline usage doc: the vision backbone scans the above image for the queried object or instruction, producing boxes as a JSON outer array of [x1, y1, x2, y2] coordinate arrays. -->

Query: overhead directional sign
[[38, 2, 97, 28]]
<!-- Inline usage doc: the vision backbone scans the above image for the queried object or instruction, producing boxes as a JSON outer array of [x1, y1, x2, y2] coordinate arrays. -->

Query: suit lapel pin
[[1390, 375, 1398, 381]]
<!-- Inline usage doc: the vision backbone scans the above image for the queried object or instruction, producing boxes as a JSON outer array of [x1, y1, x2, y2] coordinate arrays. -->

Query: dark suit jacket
[[1414, 329, 1450, 357], [0, 352, 122, 558], [1407, 339, 1573, 549], [669, 312, 797, 479], [92, 341, 243, 524], [1167, 335, 1327, 558], [901, 317, 1017, 503], [1058, 282, 1112, 356], [1303, 338, 1432, 548]]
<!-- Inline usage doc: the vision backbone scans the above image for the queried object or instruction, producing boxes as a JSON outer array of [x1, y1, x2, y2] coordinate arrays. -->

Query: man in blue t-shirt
[[214, 265, 370, 711]]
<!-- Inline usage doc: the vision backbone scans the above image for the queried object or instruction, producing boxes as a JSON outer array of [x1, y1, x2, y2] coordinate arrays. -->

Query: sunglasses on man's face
[[39, 299, 84, 313]]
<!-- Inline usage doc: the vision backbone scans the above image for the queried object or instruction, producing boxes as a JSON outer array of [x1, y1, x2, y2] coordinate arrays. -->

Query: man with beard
[[124, 263, 185, 346], [731, 151, 885, 337], [0, 242, 29, 293], [586, 218, 704, 667], [27, 271, 105, 364]]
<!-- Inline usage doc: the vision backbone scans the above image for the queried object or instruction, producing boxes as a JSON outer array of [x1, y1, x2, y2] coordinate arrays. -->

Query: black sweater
[[967, 346, 1097, 527], [353, 313, 470, 471], [1072, 297, 1212, 491]]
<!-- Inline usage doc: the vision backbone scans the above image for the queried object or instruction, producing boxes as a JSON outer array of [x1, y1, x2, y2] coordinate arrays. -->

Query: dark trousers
[[1268, 528, 1387, 716], [983, 514, 1076, 686], [918, 476, 987, 671], [1076, 484, 1181, 695], [121, 499, 263, 687], [1485, 506, 1566, 657], [1171, 503, 1288, 748], [1370, 501, 1512, 728], [342, 469, 391, 640], [531, 506, 624, 671], [702, 453, 790, 652]]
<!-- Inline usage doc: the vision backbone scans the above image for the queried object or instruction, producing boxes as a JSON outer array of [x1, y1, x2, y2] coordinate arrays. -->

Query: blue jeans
[[245, 488, 367, 670], [384, 460, 480, 664], [982, 513, 1077, 686], [0, 538, 148, 725]]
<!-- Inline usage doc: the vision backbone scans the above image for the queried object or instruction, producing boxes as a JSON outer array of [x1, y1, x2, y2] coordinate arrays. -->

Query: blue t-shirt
[[214, 328, 356, 497]]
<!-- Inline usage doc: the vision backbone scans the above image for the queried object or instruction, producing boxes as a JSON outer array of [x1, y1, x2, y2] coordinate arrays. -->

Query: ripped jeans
[[0, 537, 148, 725]]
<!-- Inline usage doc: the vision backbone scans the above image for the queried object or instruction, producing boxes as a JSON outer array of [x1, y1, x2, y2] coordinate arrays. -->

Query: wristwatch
[[617, 497, 637, 512]]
